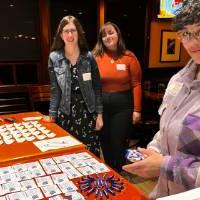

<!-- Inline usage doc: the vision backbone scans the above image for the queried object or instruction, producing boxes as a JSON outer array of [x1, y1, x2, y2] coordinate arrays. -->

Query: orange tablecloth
[[76, 150, 149, 200], [0, 148, 149, 200], [0, 112, 85, 164]]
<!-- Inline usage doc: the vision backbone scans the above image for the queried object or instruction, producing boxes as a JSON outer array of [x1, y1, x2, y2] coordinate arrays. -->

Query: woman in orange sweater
[[93, 22, 142, 171]]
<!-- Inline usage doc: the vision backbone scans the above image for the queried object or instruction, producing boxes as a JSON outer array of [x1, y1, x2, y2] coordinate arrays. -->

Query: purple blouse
[[148, 60, 200, 199]]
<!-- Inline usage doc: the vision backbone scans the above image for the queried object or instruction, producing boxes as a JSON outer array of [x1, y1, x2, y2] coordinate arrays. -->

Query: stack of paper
[[33, 136, 82, 152]]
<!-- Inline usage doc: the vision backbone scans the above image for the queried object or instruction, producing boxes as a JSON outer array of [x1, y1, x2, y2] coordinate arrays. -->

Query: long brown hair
[[50, 15, 88, 52], [93, 22, 126, 57]]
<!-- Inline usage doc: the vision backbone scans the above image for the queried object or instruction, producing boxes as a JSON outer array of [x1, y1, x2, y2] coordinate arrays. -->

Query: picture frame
[[160, 30, 181, 62]]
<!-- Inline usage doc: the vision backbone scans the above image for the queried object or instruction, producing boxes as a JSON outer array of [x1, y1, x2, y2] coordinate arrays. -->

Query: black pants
[[100, 91, 133, 171]]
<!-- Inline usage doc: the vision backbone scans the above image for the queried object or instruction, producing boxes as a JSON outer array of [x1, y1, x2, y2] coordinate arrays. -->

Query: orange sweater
[[96, 51, 142, 112]]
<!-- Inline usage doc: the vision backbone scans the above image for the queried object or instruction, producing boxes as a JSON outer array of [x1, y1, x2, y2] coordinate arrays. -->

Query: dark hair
[[93, 22, 126, 57], [173, 0, 200, 31], [50, 15, 88, 52]]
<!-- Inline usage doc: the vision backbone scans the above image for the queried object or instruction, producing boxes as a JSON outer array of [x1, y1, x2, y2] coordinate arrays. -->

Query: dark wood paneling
[[38, 0, 51, 83]]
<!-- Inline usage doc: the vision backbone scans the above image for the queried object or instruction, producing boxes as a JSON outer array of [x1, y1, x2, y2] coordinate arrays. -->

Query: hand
[[123, 148, 163, 178], [95, 113, 103, 131], [42, 115, 55, 123], [132, 112, 141, 124]]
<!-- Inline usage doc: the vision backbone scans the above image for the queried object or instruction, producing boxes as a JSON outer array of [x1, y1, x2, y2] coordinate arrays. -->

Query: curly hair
[[173, 0, 200, 31]]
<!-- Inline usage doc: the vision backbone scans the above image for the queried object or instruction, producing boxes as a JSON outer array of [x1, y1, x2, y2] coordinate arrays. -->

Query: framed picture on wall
[[160, 30, 181, 62]]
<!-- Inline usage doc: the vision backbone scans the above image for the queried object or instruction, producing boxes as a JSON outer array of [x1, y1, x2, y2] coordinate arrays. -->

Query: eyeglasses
[[177, 29, 200, 41], [62, 29, 77, 34]]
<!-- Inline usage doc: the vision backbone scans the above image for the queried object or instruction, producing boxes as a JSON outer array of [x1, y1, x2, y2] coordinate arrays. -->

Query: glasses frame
[[62, 28, 77, 34], [177, 29, 200, 42]]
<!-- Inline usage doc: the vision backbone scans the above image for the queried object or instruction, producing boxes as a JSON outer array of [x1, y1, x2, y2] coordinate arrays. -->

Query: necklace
[[110, 58, 115, 64], [107, 51, 117, 64]]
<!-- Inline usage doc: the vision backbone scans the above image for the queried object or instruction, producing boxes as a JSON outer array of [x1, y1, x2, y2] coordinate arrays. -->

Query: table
[[0, 112, 149, 199], [0, 112, 85, 165], [0, 149, 149, 200]]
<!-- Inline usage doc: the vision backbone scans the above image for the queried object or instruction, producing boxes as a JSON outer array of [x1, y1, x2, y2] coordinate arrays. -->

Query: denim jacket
[[48, 50, 103, 119]]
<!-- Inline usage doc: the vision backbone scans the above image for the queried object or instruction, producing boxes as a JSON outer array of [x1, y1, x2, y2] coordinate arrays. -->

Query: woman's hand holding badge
[[123, 147, 163, 178]]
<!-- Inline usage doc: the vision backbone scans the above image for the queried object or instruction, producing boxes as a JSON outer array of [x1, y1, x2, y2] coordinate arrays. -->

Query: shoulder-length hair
[[50, 15, 88, 52], [93, 21, 126, 57]]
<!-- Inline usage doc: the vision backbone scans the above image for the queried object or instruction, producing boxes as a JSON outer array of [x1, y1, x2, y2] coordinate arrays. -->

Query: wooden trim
[[99, 0, 105, 28], [29, 84, 50, 102], [12, 64, 17, 84], [144, 0, 153, 69], [38, 0, 51, 83]]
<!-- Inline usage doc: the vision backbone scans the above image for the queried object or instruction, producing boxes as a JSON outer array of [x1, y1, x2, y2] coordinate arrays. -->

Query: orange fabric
[[0, 112, 85, 165], [96, 51, 142, 112], [0, 112, 149, 200], [0, 147, 149, 200]]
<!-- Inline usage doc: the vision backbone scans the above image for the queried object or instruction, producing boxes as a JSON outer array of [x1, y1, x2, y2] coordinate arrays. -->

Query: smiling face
[[101, 24, 119, 51], [179, 24, 200, 64], [60, 22, 78, 46]]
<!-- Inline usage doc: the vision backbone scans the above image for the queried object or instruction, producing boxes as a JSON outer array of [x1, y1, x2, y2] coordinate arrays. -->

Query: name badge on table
[[166, 82, 183, 96], [116, 64, 126, 71], [82, 73, 91, 81]]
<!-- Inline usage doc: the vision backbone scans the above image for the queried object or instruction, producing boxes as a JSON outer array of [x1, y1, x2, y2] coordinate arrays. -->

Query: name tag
[[82, 73, 91, 81], [166, 82, 183, 96], [116, 64, 126, 71]]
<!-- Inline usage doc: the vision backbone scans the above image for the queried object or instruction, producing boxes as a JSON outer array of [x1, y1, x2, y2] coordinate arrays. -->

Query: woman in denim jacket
[[44, 16, 103, 156]]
